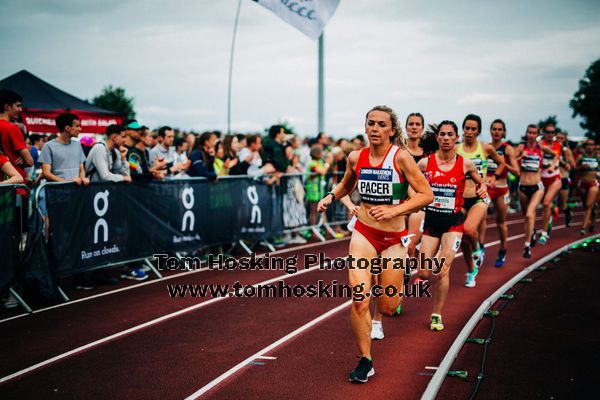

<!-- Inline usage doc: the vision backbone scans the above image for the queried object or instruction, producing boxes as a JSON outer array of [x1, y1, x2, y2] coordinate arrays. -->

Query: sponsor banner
[[22, 109, 122, 135], [44, 178, 282, 275], [0, 186, 18, 292]]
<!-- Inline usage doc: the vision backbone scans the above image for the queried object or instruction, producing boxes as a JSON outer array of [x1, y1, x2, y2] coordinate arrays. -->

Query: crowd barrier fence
[[12, 173, 351, 307]]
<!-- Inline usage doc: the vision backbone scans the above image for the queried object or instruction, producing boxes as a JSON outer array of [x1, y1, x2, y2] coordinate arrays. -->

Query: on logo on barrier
[[93, 190, 109, 244], [181, 187, 195, 232], [247, 186, 261, 224]]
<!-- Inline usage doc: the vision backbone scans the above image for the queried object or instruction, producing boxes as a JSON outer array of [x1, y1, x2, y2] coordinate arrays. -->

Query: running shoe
[[523, 246, 531, 258], [3, 295, 18, 309], [480, 243, 486, 266], [348, 357, 375, 383], [530, 231, 537, 248], [371, 320, 384, 340], [565, 208, 572, 227], [472, 247, 483, 269], [547, 215, 554, 235], [121, 267, 149, 281], [580, 228, 586, 236], [430, 314, 444, 331], [394, 303, 402, 316], [495, 249, 507, 268], [465, 268, 478, 288], [538, 231, 549, 245]]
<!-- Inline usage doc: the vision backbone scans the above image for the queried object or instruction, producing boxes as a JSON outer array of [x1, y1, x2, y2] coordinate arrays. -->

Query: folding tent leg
[[144, 258, 163, 279], [9, 287, 32, 313]]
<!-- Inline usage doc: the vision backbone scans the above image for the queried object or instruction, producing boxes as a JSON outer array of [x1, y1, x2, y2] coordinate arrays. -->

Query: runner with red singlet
[[417, 120, 487, 331], [538, 123, 562, 244], [482, 119, 519, 267], [514, 124, 557, 258]]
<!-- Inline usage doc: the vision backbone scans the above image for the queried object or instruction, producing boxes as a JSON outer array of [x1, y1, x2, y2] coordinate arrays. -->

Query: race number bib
[[427, 185, 457, 214], [358, 168, 393, 204], [452, 237, 462, 252]]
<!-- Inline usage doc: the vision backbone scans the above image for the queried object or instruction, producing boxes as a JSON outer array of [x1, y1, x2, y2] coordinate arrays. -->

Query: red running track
[[0, 212, 592, 399]]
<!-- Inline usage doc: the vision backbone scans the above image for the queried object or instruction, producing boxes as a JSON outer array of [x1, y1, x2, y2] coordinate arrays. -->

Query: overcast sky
[[1, 0, 599, 141]]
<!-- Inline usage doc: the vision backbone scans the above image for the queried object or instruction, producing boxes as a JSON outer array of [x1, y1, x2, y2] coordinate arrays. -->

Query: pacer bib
[[355, 145, 408, 205]]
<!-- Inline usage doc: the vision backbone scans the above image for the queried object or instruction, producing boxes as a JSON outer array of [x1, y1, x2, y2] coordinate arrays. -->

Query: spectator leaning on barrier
[[39, 113, 93, 290], [305, 144, 330, 227], [238, 134, 277, 183], [189, 131, 218, 180], [223, 134, 247, 175], [0, 149, 24, 184], [173, 137, 191, 178], [214, 140, 238, 176], [150, 126, 185, 178], [0, 89, 33, 184], [124, 119, 166, 181], [261, 125, 289, 173], [85, 124, 132, 183], [40, 113, 89, 187]]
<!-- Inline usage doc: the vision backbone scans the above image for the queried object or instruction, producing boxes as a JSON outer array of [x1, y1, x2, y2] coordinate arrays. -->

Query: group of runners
[[317, 105, 599, 383]]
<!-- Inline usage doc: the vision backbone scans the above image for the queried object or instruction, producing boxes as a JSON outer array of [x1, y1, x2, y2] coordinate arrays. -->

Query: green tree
[[570, 58, 600, 141], [92, 85, 136, 119], [537, 115, 560, 131]]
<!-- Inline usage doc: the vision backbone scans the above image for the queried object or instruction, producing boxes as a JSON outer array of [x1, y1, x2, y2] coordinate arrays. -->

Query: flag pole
[[227, 0, 243, 135], [318, 33, 324, 134]]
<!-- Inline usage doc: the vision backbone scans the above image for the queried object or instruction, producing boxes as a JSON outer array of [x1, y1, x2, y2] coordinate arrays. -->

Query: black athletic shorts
[[422, 212, 464, 238], [519, 182, 544, 199], [462, 197, 483, 213]]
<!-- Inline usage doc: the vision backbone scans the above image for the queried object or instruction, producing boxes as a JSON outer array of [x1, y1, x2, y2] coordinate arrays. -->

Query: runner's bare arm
[[317, 150, 359, 212], [540, 145, 559, 174], [565, 148, 576, 170], [464, 158, 488, 199], [504, 145, 520, 176], [368, 150, 433, 221], [486, 144, 506, 182]]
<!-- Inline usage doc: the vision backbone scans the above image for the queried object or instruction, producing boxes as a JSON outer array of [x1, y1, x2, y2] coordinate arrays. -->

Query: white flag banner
[[253, 0, 341, 40]]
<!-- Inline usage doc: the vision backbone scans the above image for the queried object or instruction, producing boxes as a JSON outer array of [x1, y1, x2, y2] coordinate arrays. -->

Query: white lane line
[[185, 224, 575, 398], [3, 211, 567, 324], [184, 301, 352, 400], [0, 237, 350, 324], [0, 222, 578, 385], [486, 211, 582, 229], [0, 264, 324, 384], [255, 356, 277, 360]]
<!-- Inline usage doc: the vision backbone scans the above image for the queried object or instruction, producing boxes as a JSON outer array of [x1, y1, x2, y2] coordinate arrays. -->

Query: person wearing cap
[[123, 119, 166, 181]]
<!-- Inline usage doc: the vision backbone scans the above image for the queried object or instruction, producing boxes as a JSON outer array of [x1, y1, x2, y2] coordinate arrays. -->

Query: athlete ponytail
[[419, 124, 439, 153]]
